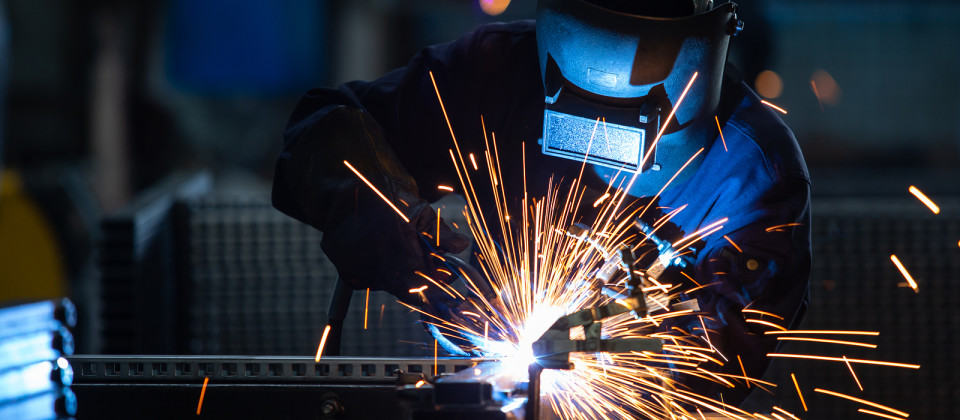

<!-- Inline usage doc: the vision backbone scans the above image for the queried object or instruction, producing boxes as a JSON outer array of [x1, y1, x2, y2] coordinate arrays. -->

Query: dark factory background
[[0, 0, 958, 418]]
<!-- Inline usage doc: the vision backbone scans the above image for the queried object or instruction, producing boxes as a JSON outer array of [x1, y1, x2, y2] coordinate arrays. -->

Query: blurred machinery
[[97, 172, 424, 357], [762, 196, 960, 418]]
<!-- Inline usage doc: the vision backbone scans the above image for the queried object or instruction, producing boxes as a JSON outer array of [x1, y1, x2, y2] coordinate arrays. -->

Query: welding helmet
[[536, 0, 742, 195]]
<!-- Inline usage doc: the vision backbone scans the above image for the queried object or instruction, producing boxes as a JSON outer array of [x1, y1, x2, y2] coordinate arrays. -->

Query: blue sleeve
[[679, 148, 811, 404], [694, 178, 810, 398]]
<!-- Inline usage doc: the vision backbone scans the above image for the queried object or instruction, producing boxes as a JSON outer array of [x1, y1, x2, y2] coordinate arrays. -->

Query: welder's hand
[[274, 105, 468, 304], [421, 295, 510, 357], [414, 254, 511, 356], [326, 197, 470, 306]]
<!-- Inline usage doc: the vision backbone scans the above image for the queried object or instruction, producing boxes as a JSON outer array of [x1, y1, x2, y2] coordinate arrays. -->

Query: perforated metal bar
[[70, 355, 482, 384]]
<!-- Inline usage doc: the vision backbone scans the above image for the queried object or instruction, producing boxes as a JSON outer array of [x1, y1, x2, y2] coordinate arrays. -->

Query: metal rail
[[69, 355, 482, 384]]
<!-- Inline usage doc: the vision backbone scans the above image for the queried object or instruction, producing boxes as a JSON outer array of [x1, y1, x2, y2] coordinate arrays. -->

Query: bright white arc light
[[482, 306, 566, 384]]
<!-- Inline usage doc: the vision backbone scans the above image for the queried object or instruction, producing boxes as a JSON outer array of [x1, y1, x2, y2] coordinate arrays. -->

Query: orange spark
[[408, 285, 428, 294], [196, 377, 209, 415], [379, 304, 385, 327], [699, 315, 713, 349], [768, 354, 920, 369], [765, 330, 879, 336], [715, 116, 728, 152], [641, 284, 675, 293], [695, 367, 735, 388], [908, 185, 939, 214], [436, 208, 441, 247], [858, 409, 908, 420], [811, 80, 824, 112], [415, 271, 464, 299], [314, 325, 332, 362], [437, 185, 454, 192], [742, 309, 784, 320], [791, 373, 807, 412], [363, 288, 370, 330], [723, 235, 742, 253], [642, 72, 698, 167], [469, 153, 478, 170], [843, 355, 864, 391], [890, 255, 919, 293], [776, 336, 877, 349], [765, 223, 803, 232], [773, 406, 800, 420], [343, 160, 410, 223], [592, 193, 611, 208], [737, 355, 749, 388], [415, 380, 426, 388], [434, 339, 438, 376], [814, 388, 910, 418], [761, 100, 788, 114], [428, 72, 461, 154], [674, 217, 728, 248], [745, 319, 786, 331]]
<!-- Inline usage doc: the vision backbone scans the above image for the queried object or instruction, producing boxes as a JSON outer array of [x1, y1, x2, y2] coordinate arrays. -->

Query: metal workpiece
[[406, 361, 527, 420], [0, 357, 73, 404], [526, 302, 664, 420], [0, 327, 73, 372], [525, 239, 666, 420], [69, 355, 486, 419], [0, 387, 77, 419], [69, 355, 483, 384], [633, 218, 694, 272], [531, 299, 663, 370], [0, 298, 77, 340]]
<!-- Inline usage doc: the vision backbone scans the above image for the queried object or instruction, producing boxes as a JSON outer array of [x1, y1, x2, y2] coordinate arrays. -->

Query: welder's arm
[[269, 20, 491, 304], [272, 105, 468, 304], [679, 177, 811, 405]]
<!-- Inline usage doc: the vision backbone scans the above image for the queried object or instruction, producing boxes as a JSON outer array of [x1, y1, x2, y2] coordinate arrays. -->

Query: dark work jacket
[[273, 20, 811, 405]]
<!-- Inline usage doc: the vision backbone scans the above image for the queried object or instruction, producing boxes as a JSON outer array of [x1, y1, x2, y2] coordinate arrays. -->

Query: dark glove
[[274, 105, 469, 304], [418, 255, 512, 356]]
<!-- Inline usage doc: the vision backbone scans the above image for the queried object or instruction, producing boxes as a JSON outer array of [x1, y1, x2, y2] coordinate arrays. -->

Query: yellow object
[[0, 170, 66, 301]]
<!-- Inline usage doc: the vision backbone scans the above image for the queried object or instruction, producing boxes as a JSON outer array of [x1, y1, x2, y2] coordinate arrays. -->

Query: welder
[[272, 0, 810, 407]]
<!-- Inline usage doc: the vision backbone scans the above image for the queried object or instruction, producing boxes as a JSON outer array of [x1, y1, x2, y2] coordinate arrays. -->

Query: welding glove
[[273, 105, 469, 306], [419, 255, 512, 356]]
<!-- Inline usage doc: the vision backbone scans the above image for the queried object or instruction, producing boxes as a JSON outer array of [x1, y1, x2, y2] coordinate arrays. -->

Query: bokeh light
[[479, 0, 511, 16], [811, 69, 842, 106], [754, 70, 783, 99]]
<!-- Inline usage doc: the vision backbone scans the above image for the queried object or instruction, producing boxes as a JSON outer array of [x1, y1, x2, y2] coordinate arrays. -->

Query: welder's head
[[536, 0, 741, 196]]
